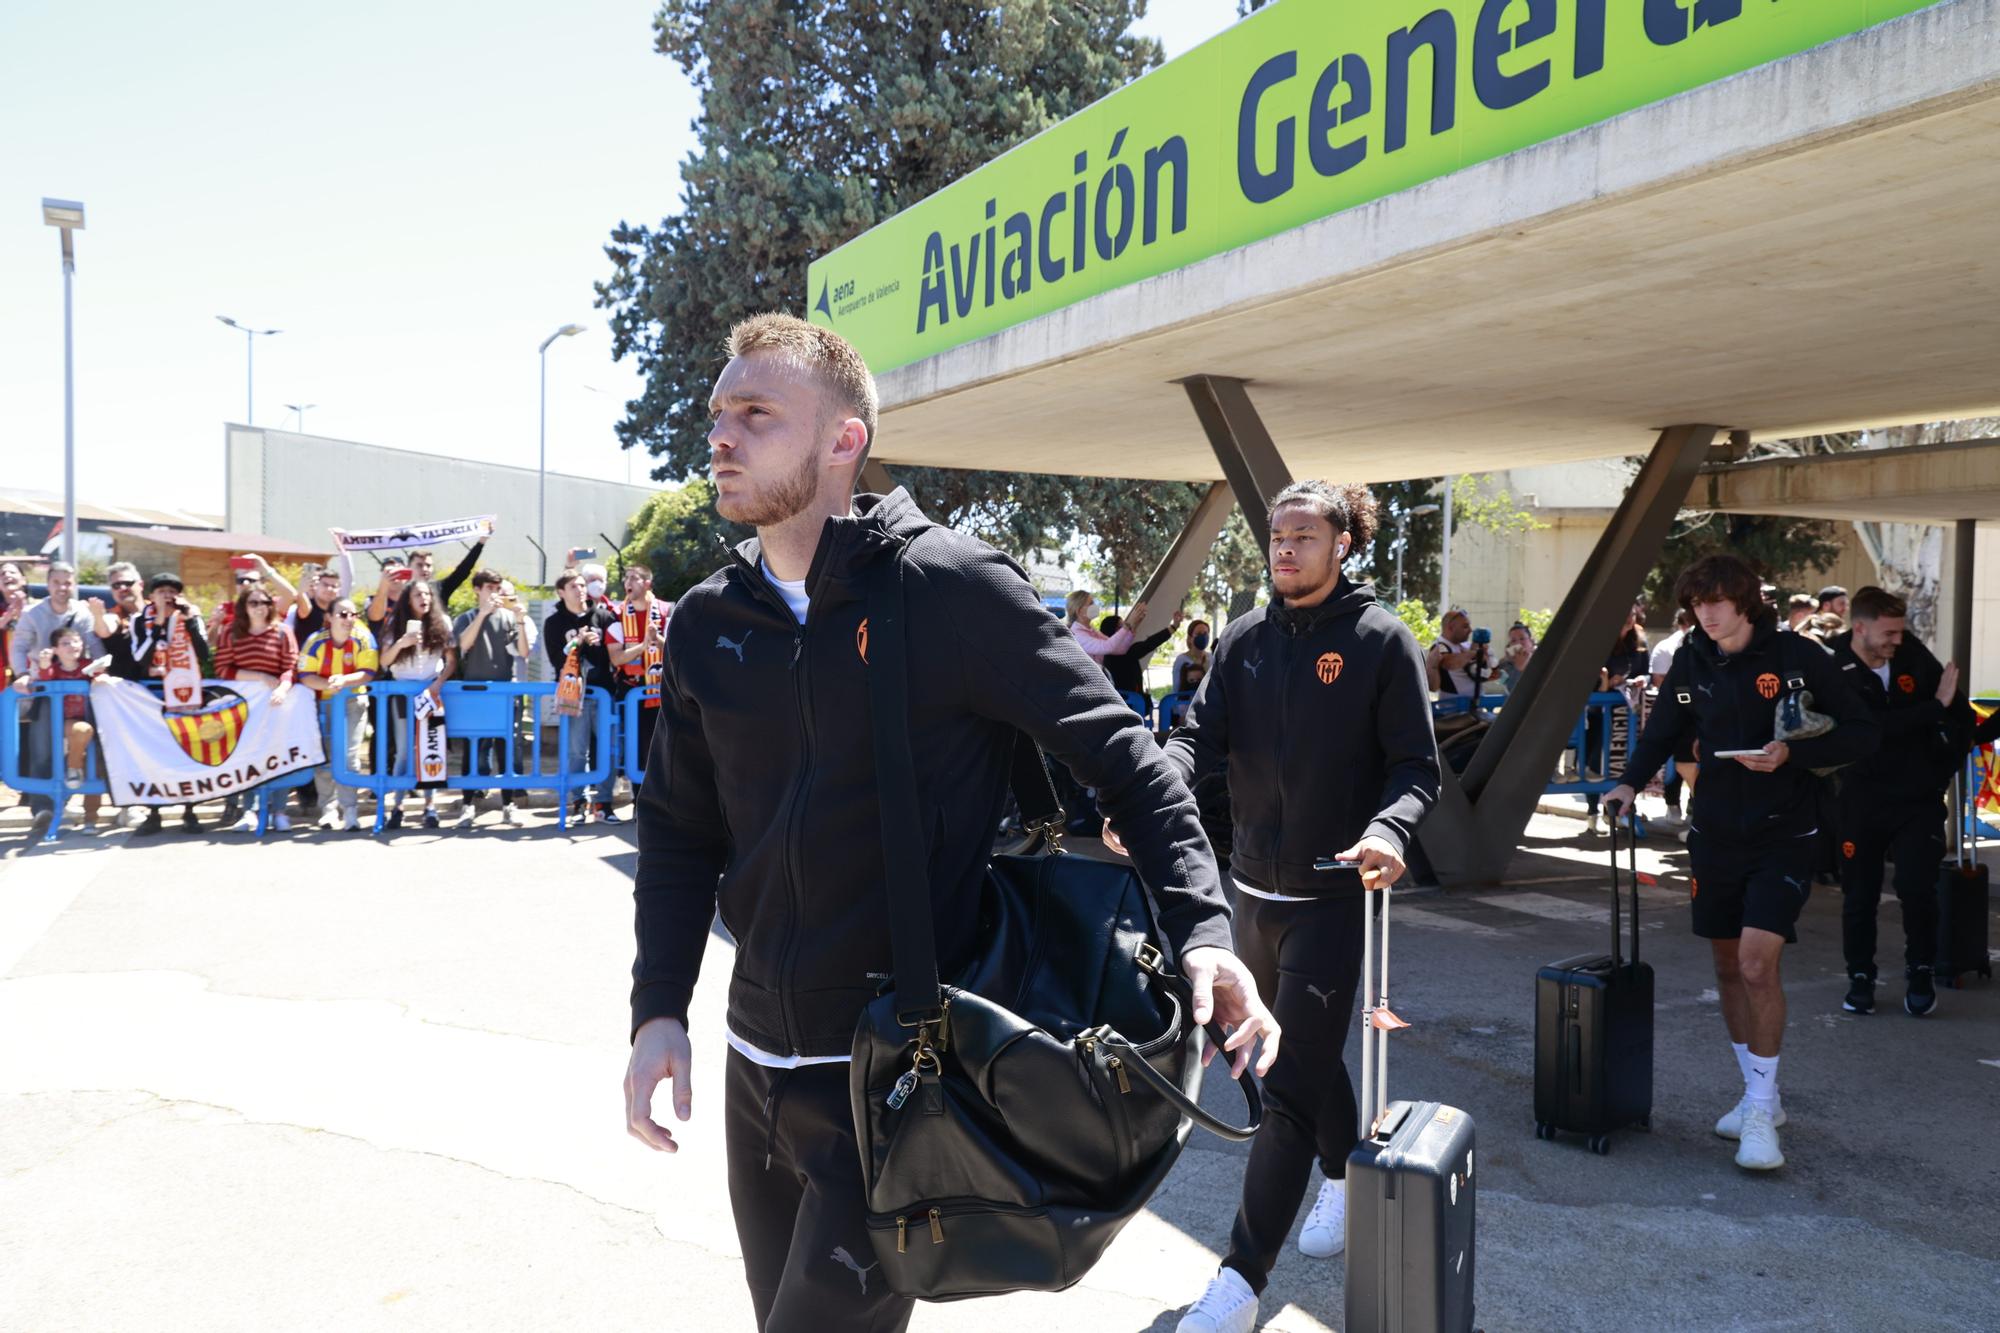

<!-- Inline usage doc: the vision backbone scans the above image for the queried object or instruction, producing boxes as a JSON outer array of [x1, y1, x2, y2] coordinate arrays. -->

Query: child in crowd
[[13, 628, 109, 828]]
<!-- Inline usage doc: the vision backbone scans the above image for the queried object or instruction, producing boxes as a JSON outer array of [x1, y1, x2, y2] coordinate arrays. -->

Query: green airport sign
[[807, 0, 1942, 372]]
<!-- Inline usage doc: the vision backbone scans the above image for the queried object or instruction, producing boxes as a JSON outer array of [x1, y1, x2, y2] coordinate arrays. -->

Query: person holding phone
[[377, 579, 457, 830], [1605, 554, 1878, 1173], [1121, 480, 1438, 1333]]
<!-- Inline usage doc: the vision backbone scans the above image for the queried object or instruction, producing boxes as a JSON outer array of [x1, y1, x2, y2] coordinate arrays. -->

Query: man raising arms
[[623, 315, 1277, 1333], [1607, 554, 1877, 1171]]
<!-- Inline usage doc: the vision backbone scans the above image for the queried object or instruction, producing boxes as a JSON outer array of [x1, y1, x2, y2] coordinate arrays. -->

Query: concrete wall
[[226, 427, 657, 588]]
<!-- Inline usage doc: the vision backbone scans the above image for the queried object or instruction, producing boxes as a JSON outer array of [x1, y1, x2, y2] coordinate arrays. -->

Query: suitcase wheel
[[1534, 1121, 1556, 1142], [1588, 1135, 1611, 1156]]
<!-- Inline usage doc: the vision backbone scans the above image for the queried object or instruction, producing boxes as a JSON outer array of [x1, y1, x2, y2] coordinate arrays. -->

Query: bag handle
[[862, 550, 1072, 1023], [1357, 885, 1407, 1135], [1608, 808, 1640, 968], [864, 551, 947, 1025]]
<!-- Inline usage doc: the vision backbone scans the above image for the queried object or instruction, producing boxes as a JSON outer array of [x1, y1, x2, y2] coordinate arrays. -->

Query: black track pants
[[723, 1050, 914, 1333], [1840, 800, 1946, 978], [1221, 891, 1366, 1295]]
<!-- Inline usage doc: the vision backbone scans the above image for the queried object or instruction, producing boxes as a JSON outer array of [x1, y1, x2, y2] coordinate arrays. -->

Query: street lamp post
[[216, 315, 282, 425], [1396, 502, 1440, 604], [284, 402, 317, 432], [42, 199, 85, 570], [537, 323, 585, 583]]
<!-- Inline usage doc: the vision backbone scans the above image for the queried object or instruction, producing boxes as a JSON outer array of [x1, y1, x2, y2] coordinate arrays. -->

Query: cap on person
[[146, 572, 185, 594]]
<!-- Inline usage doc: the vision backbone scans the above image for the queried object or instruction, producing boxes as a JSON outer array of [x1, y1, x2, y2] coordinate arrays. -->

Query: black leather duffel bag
[[851, 552, 1261, 1301]]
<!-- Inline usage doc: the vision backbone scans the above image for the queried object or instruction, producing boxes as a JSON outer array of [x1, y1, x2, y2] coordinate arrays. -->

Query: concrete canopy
[[870, 1, 2000, 485], [1696, 437, 2000, 523]]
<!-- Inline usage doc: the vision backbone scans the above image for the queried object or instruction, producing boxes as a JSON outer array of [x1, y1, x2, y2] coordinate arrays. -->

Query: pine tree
[[597, 2, 1207, 597]]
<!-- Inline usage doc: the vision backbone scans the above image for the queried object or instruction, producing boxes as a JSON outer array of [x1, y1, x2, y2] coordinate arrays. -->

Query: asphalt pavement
[[1, 798, 1995, 1332]]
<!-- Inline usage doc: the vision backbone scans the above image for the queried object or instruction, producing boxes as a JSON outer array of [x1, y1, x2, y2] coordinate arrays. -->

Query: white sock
[[1733, 1042, 1751, 1089], [1744, 1053, 1780, 1114]]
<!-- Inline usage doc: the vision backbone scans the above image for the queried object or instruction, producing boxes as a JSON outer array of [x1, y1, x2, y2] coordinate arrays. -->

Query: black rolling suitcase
[[1938, 772, 1993, 988], [1533, 809, 1653, 1154], [1345, 885, 1477, 1333]]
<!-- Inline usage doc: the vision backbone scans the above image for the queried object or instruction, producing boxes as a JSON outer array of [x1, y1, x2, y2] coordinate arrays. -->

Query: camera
[[1470, 627, 1492, 646]]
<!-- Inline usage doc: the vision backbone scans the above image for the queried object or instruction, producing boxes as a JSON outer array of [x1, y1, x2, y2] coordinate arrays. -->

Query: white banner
[[330, 514, 495, 553], [93, 678, 326, 807], [413, 689, 449, 789]]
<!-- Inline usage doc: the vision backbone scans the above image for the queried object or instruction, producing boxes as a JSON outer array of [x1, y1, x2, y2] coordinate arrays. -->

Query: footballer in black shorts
[[1607, 555, 1877, 1172], [1685, 828, 1815, 944]]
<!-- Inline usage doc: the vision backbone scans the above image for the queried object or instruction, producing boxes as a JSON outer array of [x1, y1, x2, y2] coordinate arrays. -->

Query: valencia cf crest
[[161, 687, 250, 767]]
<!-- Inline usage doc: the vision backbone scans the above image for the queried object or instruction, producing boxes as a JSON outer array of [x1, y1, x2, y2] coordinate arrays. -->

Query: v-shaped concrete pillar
[[1420, 424, 1720, 885]]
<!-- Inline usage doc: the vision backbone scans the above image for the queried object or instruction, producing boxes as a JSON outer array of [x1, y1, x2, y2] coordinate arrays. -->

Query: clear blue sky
[[2, 0, 1235, 517]]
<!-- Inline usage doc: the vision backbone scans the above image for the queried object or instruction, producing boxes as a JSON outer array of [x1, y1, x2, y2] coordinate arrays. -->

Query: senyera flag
[[93, 678, 325, 807]]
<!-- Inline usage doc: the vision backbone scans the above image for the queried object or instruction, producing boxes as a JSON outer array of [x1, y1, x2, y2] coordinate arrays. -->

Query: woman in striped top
[[212, 586, 300, 832]]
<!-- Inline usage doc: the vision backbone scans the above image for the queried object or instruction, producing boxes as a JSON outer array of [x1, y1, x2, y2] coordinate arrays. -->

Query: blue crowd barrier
[[2, 678, 311, 842], [1118, 690, 1152, 729], [1157, 690, 1196, 732], [620, 686, 660, 790], [1, 680, 107, 842], [1545, 690, 1632, 798], [325, 679, 613, 834]]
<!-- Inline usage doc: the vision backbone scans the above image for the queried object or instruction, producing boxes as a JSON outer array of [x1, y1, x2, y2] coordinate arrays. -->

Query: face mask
[[586, 579, 606, 599], [1191, 633, 1210, 650]]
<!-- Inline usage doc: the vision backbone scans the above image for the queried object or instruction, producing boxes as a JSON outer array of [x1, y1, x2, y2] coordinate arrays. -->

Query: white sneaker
[[1734, 1104, 1785, 1171], [453, 806, 477, 829], [271, 813, 291, 831], [1715, 1096, 1787, 1140], [1586, 814, 1602, 835], [501, 801, 520, 825], [1176, 1268, 1257, 1333], [1297, 1177, 1345, 1258], [228, 812, 257, 833], [318, 807, 340, 830], [335, 809, 359, 833]]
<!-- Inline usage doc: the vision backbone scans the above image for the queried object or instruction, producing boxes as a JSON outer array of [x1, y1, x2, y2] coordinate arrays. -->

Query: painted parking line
[[1392, 905, 1502, 938]]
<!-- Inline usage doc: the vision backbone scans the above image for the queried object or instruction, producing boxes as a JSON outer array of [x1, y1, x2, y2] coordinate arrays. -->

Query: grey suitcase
[[1344, 884, 1477, 1333]]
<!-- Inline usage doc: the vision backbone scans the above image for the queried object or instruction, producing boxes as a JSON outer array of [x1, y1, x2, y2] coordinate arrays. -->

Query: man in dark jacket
[[1827, 587, 1971, 1017], [622, 313, 1277, 1333], [543, 572, 617, 821], [1135, 480, 1437, 1333], [1608, 554, 1879, 1173]]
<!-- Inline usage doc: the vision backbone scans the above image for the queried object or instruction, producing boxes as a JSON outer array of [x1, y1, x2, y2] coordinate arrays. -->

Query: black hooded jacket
[[1826, 629, 1972, 808], [1618, 616, 1880, 839], [630, 489, 1231, 1057], [1160, 579, 1439, 897]]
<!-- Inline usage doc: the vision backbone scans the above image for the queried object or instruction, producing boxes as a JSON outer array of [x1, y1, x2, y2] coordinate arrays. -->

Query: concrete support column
[[1132, 481, 1236, 626], [859, 459, 898, 496], [1953, 519, 1976, 672], [1178, 376, 1293, 538], [1420, 424, 1720, 886]]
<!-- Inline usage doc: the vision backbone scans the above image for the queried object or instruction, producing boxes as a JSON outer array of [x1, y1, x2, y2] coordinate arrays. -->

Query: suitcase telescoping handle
[[1357, 882, 1410, 1136], [1606, 801, 1641, 970]]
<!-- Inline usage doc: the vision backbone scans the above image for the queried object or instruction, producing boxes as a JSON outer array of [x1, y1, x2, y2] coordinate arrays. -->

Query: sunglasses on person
[[246, 597, 275, 608], [110, 579, 139, 589], [330, 610, 356, 619]]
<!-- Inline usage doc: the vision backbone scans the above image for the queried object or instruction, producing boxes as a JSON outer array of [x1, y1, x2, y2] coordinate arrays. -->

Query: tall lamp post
[[1395, 502, 1439, 604], [284, 402, 317, 431], [42, 199, 85, 569], [537, 323, 585, 583], [216, 315, 281, 425]]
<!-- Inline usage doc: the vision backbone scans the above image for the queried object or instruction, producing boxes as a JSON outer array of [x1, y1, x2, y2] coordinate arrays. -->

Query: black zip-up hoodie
[[630, 489, 1232, 1057], [1161, 579, 1439, 897], [1618, 616, 1880, 839], [1826, 629, 1972, 807]]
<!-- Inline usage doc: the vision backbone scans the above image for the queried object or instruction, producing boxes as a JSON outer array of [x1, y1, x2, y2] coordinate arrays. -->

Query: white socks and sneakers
[[1177, 1267, 1257, 1333], [1715, 1042, 1785, 1170], [1297, 1178, 1345, 1258]]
